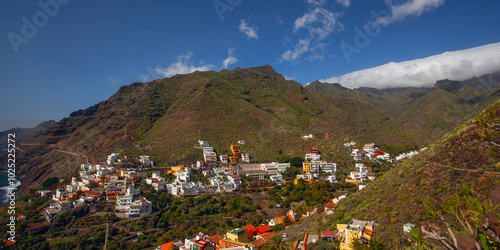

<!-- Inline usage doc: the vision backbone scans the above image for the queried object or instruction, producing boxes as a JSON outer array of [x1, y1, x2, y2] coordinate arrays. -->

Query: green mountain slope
[[4, 65, 500, 196], [327, 101, 500, 248], [306, 78, 500, 145]]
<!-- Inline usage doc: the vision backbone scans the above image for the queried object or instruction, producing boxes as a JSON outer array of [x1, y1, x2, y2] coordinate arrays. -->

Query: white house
[[194, 140, 210, 149], [55, 189, 68, 200], [363, 143, 376, 152], [204, 152, 217, 162], [261, 162, 290, 173], [305, 153, 321, 162], [227, 175, 242, 188], [176, 170, 191, 183], [302, 134, 314, 139], [219, 155, 229, 164], [403, 223, 415, 233], [241, 153, 250, 163], [107, 153, 121, 165], [270, 174, 283, 183], [140, 155, 152, 165], [328, 175, 338, 183], [126, 197, 152, 218]]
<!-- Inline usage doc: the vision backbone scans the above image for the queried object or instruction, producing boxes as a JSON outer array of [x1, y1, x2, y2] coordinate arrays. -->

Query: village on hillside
[[20, 139, 424, 249]]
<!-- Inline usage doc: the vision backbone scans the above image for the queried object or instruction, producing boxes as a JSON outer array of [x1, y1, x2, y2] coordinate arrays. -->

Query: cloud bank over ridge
[[322, 42, 500, 89]]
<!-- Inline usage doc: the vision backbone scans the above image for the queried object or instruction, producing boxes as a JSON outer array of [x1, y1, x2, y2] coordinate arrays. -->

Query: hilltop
[[3, 65, 500, 195]]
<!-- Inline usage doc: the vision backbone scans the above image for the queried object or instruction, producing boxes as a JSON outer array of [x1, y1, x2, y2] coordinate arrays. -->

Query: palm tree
[[406, 227, 435, 250], [268, 234, 287, 250]]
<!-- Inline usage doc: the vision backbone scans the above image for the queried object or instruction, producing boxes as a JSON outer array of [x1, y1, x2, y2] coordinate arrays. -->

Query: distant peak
[[250, 64, 278, 73], [434, 79, 464, 93]]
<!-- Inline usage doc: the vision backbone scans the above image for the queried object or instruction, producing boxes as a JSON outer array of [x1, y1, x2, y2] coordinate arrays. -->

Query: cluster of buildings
[[40, 181, 95, 223], [288, 148, 338, 185], [345, 163, 376, 184], [143, 164, 243, 196], [40, 153, 155, 221], [395, 147, 427, 161], [194, 140, 250, 164], [156, 224, 281, 250], [302, 148, 337, 173], [289, 218, 376, 250], [349, 143, 390, 161]]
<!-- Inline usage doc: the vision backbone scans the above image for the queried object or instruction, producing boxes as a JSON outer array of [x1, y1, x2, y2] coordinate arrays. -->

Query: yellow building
[[303, 162, 310, 172], [226, 228, 248, 243], [231, 144, 241, 156], [337, 219, 375, 250], [168, 165, 185, 176], [229, 156, 238, 164]]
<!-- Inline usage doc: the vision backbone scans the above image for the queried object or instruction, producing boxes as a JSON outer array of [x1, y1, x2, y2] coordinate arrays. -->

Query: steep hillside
[[327, 101, 500, 248], [3, 65, 500, 196]]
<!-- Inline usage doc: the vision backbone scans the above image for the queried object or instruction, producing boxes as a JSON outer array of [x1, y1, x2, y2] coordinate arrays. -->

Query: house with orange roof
[[251, 231, 278, 247], [206, 235, 224, 249], [219, 239, 254, 249], [158, 242, 174, 250], [268, 215, 287, 226], [255, 225, 272, 235]]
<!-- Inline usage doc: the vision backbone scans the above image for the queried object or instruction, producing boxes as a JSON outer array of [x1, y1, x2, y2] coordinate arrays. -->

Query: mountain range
[[2, 65, 500, 196], [0, 120, 56, 151]]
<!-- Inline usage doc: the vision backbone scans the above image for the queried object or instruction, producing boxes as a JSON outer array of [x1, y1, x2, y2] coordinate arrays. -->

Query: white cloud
[[294, 7, 343, 40], [282, 1, 343, 62], [139, 73, 150, 82], [335, 0, 351, 8], [275, 14, 284, 24], [374, 0, 445, 26], [307, 0, 327, 6], [107, 77, 122, 87], [282, 39, 310, 62], [239, 20, 258, 39], [223, 48, 238, 69], [284, 75, 296, 81], [155, 52, 216, 78], [321, 42, 500, 89]]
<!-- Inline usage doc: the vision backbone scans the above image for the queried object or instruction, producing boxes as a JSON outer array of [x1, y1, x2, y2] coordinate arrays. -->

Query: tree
[[267, 235, 287, 250]]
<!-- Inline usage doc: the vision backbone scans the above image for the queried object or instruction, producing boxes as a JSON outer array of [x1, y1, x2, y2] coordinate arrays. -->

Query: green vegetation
[[40, 177, 59, 189], [324, 101, 500, 248]]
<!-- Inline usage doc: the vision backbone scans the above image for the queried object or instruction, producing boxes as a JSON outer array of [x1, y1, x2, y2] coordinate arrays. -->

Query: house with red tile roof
[[242, 225, 257, 239], [255, 225, 272, 235]]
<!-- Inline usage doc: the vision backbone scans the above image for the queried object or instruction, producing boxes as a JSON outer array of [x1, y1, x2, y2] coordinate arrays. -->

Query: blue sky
[[1, 0, 500, 131]]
